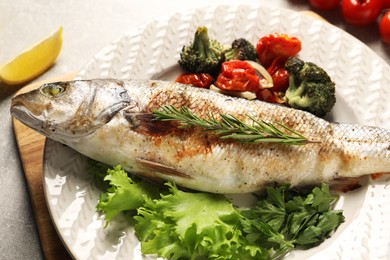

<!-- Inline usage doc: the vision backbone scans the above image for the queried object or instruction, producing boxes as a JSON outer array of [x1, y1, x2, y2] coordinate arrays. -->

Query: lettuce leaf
[[95, 165, 160, 221], [134, 183, 266, 260]]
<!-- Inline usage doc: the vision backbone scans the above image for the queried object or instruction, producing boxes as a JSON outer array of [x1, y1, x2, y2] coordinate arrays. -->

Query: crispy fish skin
[[10, 79, 390, 193]]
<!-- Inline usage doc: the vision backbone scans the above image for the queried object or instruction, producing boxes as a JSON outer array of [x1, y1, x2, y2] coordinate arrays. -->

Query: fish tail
[[333, 123, 390, 177]]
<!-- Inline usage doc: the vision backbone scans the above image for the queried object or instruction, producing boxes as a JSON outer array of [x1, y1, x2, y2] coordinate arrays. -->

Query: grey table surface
[[1, 0, 389, 259]]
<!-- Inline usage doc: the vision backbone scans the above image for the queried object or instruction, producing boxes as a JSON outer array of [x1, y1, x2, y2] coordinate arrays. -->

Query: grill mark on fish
[[173, 130, 216, 160], [147, 87, 226, 119], [124, 112, 179, 136], [123, 110, 218, 159]]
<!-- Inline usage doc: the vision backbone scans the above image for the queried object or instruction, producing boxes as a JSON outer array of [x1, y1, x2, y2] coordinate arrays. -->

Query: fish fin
[[290, 177, 362, 194], [371, 172, 390, 180], [328, 177, 362, 193], [68, 99, 95, 133], [136, 158, 193, 179], [68, 87, 98, 133]]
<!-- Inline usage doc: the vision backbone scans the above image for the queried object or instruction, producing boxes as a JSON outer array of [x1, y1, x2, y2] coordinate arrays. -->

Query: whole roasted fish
[[10, 79, 390, 193]]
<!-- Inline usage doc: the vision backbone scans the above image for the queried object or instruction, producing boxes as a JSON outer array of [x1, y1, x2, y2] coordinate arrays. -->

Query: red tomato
[[215, 61, 260, 92], [271, 68, 289, 92], [383, 0, 390, 8], [267, 57, 289, 92], [341, 0, 383, 26], [309, 0, 341, 10], [256, 33, 302, 68], [379, 10, 390, 44], [175, 73, 213, 88]]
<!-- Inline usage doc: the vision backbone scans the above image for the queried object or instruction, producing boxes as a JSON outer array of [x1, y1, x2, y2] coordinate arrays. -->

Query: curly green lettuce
[[134, 182, 265, 260], [95, 164, 160, 221], [92, 164, 345, 259]]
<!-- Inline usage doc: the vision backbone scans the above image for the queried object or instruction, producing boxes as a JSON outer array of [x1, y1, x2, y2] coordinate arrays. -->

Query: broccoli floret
[[224, 38, 257, 61], [284, 57, 336, 117], [178, 26, 225, 74]]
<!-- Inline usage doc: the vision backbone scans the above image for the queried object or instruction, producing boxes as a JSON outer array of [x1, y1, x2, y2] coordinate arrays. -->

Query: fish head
[[11, 79, 133, 142]]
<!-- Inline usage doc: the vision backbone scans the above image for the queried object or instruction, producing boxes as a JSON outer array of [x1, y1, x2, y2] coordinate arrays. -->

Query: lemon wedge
[[0, 26, 63, 85]]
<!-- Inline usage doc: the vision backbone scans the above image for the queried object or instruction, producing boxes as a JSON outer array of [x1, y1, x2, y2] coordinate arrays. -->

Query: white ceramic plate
[[43, 4, 390, 260]]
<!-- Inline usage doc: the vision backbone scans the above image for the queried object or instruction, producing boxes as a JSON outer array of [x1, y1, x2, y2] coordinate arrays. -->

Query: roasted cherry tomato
[[309, 0, 341, 10], [267, 57, 289, 93], [175, 73, 213, 88], [379, 10, 390, 44], [215, 60, 260, 92], [256, 33, 302, 68], [383, 0, 390, 8], [341, 0, 383, 26], [271, 68, 289, 92]]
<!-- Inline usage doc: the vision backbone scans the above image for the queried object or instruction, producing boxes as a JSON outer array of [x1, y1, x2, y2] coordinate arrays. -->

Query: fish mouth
[[10, 94, 55, 136], [10, 104, 72, 142], [10, 104, 47, 134]]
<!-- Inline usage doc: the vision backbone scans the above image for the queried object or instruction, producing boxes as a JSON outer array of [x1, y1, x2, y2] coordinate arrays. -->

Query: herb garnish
[[153, 105, 311, 145]]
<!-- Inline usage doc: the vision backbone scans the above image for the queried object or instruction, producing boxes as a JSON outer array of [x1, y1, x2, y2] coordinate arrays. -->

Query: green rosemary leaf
[[153, 105, 311, 145]]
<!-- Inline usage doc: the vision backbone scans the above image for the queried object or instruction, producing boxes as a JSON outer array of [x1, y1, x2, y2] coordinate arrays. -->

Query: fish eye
[[40, 83, 65, 97]]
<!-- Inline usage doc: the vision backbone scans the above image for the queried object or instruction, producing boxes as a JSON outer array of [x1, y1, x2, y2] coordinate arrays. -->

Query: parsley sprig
[[153, 105, 312, 145], [241, 184, 344, 258]]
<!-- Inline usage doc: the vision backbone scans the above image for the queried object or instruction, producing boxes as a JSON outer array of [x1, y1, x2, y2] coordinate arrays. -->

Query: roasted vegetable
[[267, 57, 290, 93], [175, 72, 213, 88], [284, 57, 336, 117], [224, 38, 257, 61], [178, 26, 225, 74], [256, 33, 302, 68], [215, 60, 260, 92]]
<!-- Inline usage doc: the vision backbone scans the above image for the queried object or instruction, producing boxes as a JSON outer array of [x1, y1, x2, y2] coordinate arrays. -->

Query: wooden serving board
[[12, 73, 76, 260]]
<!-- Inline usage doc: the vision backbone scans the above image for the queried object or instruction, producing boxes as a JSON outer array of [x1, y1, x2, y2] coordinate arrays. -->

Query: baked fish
[[10, 79, 390, 193]]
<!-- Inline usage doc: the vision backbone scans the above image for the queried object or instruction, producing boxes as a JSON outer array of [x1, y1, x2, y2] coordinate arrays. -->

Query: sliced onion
[[246, 60, 273, 89], [209, 85, 257, 100]]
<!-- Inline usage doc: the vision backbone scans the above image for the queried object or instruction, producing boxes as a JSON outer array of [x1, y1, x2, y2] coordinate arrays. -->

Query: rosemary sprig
[[152, 105, 311, 145]]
